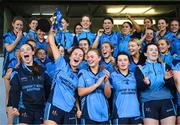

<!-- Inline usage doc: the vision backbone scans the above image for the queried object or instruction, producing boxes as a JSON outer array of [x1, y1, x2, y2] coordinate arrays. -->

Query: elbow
[[78, 88, 85, 97], [6, 48, 12, 52], [105, 92, 111, 99], [105, 89, 111, 98]]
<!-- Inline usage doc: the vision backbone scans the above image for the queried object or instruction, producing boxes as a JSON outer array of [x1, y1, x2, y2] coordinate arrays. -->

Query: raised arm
[[92, 29, 104, 49], [78, 74, 105, 97], [126, 14, 142, 33], [48, 31, 60, 61], [4, 31, 23, 52]]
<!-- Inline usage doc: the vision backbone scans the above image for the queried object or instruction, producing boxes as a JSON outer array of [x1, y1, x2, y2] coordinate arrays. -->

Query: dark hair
[[62, 16, 70, 24], [87, 48, 101, 57], [69, 47, 85, 59], [11, 16, 24, 31], [35, 48, 47, 57], [116, 52, 131, 63], [12, 16, 24, 24], [144, 43, 158, 53], [144, 17, 153, 24], [158, 18, 169, 24], [103, 16, 114, 24], [102, 42, 114, 51], [170, 19, 180, 25], [36, 18, 50, 33], [122, 22, 133, 29], [74, 23, 82, 33], [146, 27, 155, 32], [28, 17, 38, 24], [81, 15, 92, 22], [79, 38, 91, 46], [21, 43, 42, 76], [158, 38, 170, 45]]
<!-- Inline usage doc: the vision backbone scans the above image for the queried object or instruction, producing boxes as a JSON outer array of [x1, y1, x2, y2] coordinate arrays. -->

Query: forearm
[[104, 81, 111, 98], [48, 32, 60, 60], [78, 83, 98, 97], [5, 38, 20, 52], [129, 18, 141, 33], [92, 36, 100, 48]]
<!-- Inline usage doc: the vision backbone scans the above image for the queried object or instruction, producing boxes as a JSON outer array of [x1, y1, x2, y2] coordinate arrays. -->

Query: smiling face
[[12, 20, 23, 33], [87, 50, 101, 68], [101, 43, 113, 59], [29, 20, 38, 31], [170, 20, 180, 34], [144, 18, 153, 28], [75, 25, 83, 34], [20, 44, 34, 66], [37, 29, 45, 40], [121, 22, 132, 35], [61, 18, 69, 31], [145, 29, 154, 42], [103, 19, 113, 34], [58, 46, 65, 56], [69, 48, 84, 68], [37, 49, 46, 62], [157, 39, 170, 54], [145, 44, 159, 62], [128, 41, 140, 56], [158, 19, 168, 31], [79, 39, 90, 54], [117, 54, 130, 71], [81, 16, 91, 30]]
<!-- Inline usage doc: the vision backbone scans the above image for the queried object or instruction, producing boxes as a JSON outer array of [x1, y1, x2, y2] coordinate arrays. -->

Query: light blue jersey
[[135, 61, 173, 103], [100, 59, 115, 73], [110, 70, 140, 118], [35, 38, 48, 51], [78, 68, 109, 122], [26, 29, 37, 40], [160, 51, 174, 67], [49, 56, 78, 112], [55, 31, 74, 50], [77, 31, 96, 45], [99, 32, 121, 57], [2, 32, 28, 76], [118, 33, 131, 55]]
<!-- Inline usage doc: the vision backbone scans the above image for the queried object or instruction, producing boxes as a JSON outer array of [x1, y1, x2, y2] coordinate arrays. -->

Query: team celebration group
[[2, 13, 180, 125]]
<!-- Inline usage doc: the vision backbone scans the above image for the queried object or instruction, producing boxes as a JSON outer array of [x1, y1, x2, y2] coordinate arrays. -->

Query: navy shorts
[[81, 118, 109, 125], [142, 99, 176, 120], [44, 103, 77, 124], [112, 116, 142, 125], [177, 106, 180, 116], [19, 108, 43, 124]]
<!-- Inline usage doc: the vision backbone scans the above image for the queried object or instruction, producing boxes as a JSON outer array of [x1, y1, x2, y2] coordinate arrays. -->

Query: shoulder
[[78, 69, 88, 78]]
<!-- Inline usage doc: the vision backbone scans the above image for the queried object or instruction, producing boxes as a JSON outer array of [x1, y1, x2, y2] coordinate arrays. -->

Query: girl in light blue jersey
[[93, 17, 121, 57], [78, 48, 111, 124], [110, 52, 142, 125], [44, 31, 84, 125], [100, 42, 115, 73], [55, 17, 74, 53], [78, 38, 91, 70], [3, 16, 28, 111], [26, 18, 38, 40], [77, 15, 96, 45], [156, 18, 178, 54], [35, 29, 48, 51], [170, 19, 180, 39], [135, 43, 176, 125], [157, 38, 173, 67]]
